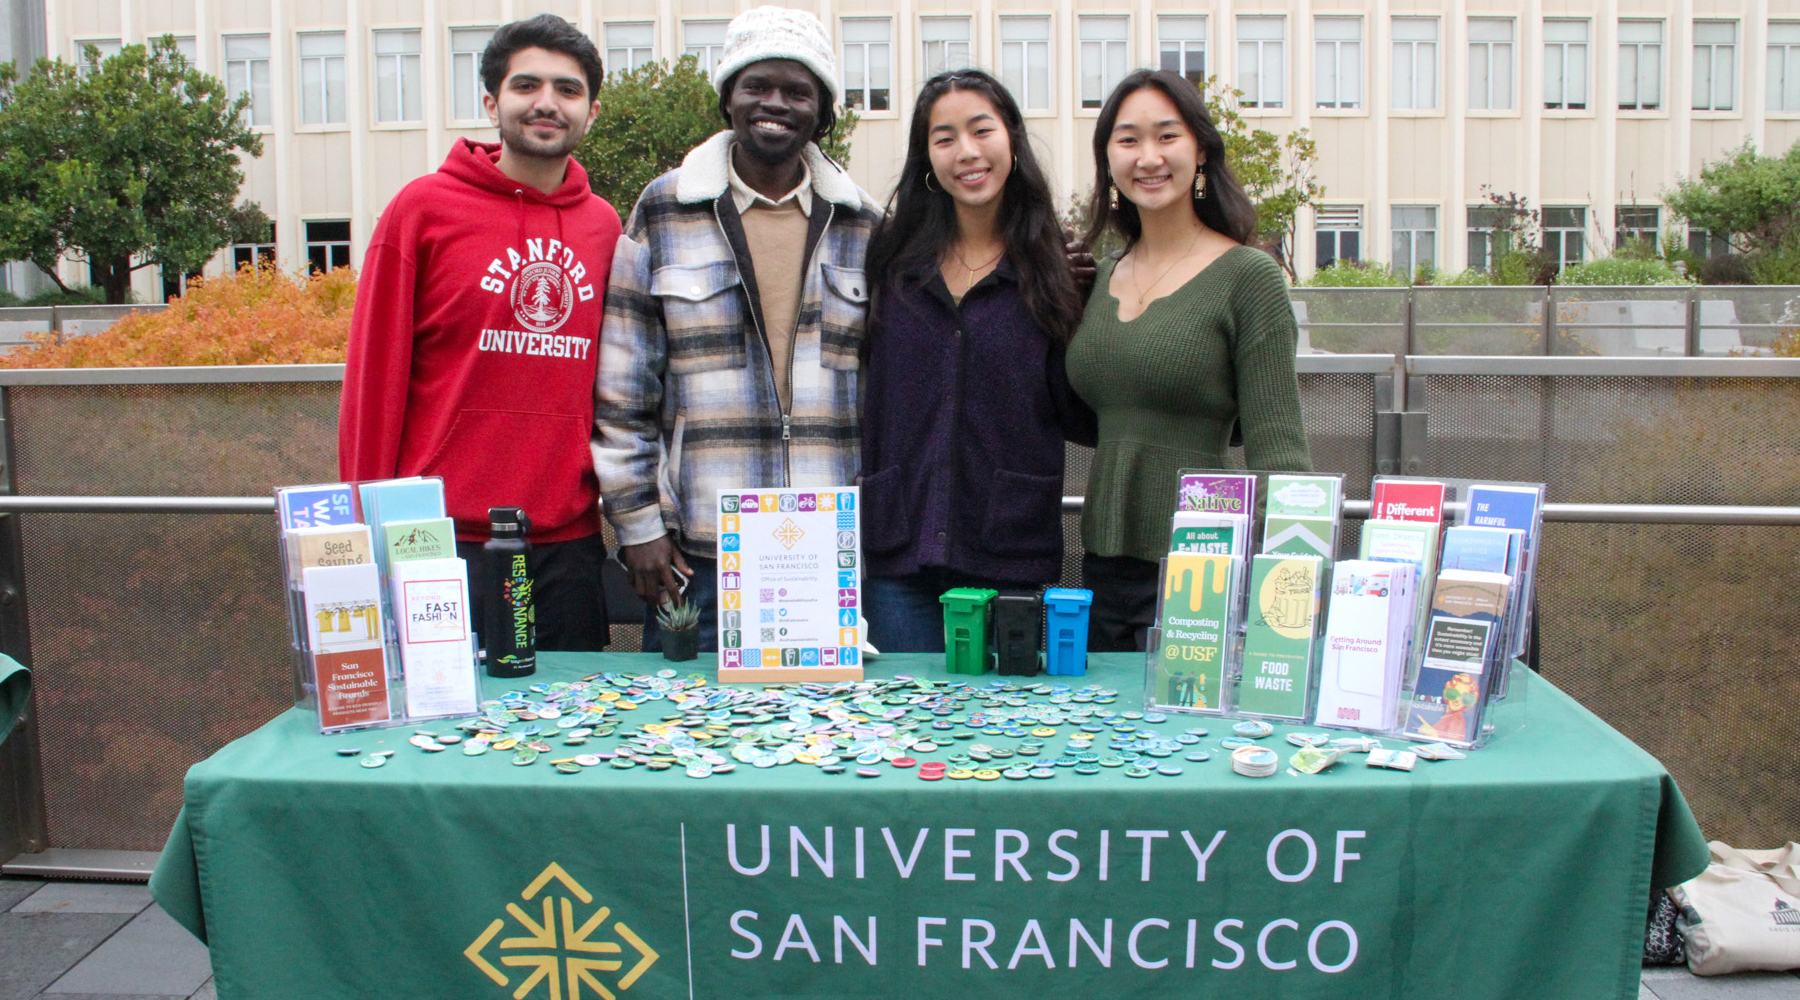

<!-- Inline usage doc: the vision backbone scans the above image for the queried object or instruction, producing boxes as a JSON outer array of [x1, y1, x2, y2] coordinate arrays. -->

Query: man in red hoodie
[[339, 15, 622, 651]]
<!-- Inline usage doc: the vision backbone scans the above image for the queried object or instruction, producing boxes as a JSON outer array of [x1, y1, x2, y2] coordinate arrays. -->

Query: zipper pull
[[781, 414, 792, 441]]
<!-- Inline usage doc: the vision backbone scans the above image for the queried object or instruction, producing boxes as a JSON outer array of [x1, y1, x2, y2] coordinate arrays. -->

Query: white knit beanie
[[712, 6, 841, 108]]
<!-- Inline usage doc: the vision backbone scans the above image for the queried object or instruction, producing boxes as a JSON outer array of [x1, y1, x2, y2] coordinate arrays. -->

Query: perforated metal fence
[[0, 356, 1795, 857]]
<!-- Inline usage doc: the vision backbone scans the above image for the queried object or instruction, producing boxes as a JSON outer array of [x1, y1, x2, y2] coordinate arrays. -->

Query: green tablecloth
[[0, 653, 28, 745], [152, 653, 1706, 1000]]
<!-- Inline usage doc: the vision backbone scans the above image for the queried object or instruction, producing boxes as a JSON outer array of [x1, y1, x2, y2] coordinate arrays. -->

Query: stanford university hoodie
[[339, 139, 622, 543]]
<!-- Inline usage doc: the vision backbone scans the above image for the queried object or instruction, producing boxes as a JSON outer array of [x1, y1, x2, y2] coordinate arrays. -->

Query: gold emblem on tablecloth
[[464, 862, 658, 1000]]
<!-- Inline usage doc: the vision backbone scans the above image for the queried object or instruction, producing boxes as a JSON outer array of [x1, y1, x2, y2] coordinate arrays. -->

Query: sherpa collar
[[674, 131, 861, 209]]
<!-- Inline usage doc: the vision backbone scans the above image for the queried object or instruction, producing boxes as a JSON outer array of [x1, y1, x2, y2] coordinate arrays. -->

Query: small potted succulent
[[656, 595, 701, 662]]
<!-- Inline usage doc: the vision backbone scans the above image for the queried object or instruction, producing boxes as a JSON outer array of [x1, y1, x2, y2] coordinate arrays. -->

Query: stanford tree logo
[[512, 260, 575, 334]]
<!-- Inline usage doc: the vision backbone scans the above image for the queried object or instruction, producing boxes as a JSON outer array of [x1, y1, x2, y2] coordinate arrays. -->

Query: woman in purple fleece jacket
[[859, 69, 1096, 652]]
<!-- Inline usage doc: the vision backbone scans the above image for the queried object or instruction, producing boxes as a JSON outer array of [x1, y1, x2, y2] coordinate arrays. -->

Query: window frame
[[1771, 22, 1800, 114], [74, 37, 122, 75], [1313, 15, 1363, 112], [682, 20, 730, 79], [920, 16, 973, 78], [1542, 18, 1591, 113], [1315, 205, 1363, 272], [1236, 15, 1287, 111], [371, 27, 425, 127], [1692, 20, 1738, 113], [840, 17, 894, 114], [222, 33, 273, 129], [604, 22, 655, 78], [296, 30, 349, 129], [998, 15, 1054, 114], [1390, 15, 1440, 112], [1542, 206, 1587, 268], [1078, 15, 1131, 111], [1617, 19, 1664, 113], [1390, 205, 1439, 276], [304, 219, 353, 274], [1466, 17, 1516, 112], [448, 25, 496, 124], [1157, 15, 1207, 91]]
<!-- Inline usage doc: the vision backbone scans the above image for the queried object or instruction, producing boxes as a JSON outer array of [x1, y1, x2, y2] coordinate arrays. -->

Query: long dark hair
[[866, 69, 1081, 344], [1081, 69, 1257, 252]]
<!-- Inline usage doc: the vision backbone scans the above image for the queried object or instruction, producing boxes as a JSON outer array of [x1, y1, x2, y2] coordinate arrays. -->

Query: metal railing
[[0, 304, 167, 346], [1290, 284, 1800, 357], [0, 355, 1796, 876]]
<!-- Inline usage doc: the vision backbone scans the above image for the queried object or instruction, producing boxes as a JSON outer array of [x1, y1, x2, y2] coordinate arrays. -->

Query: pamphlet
[[301, 563, 393, 731], [285, 524, 375, 590], [717, 487, 863, 681], [1313, 559, 1417, 732], [1464, 483, 1544, 662], [1370, 479, 1448, 524], [384, 517, 458, 564], [389, 556, 479, 719], [1403, 616, 1496, 746], [1177, 472, 1256, 518], [277, 484, 357, 529], [1150, 553, 1236, 712], [1170, 511, 1240, 555], [1236, 554, 1322, 719]]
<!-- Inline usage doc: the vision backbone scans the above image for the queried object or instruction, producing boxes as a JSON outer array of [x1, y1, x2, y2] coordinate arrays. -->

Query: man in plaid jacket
[[593, 7, 882, 650]]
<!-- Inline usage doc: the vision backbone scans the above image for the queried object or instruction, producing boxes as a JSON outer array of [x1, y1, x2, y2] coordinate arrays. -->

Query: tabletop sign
[[716, 487, 863, 683]]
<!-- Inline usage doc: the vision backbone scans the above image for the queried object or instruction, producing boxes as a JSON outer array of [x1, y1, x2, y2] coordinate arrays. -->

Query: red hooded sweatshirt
[[339, 139, 622, 544]]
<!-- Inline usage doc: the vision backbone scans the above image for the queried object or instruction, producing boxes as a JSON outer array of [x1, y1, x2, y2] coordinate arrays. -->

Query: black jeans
[[1081, 552, 1161, 653], [458, 533, 610, 653]]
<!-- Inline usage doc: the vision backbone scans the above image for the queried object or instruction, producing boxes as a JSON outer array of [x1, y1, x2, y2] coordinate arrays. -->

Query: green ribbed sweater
[[1067, 245, 1312, 562]]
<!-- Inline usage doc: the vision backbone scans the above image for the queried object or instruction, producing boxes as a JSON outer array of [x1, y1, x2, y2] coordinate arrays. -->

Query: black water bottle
[[482, 506, 536, 677]]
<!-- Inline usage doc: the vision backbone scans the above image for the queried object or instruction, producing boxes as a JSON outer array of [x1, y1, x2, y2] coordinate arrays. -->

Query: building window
[[1543, 20, 1589, 110], [1771, 23, 1800, 112], [1391, 17, 1439, 110], [169, 35, 197, 65], [223, 34, 272, 127], [1079, 16, 1129, 110], [1158, 16, 1206, 90], [298, 32, 348, 125], [1236, 16, 1285, 109], [232, 223, 277, 270], [604, 23, 653, 77], [1467, 206, 1504, 271], [1391, 207, 1437, 276], [920, 17, 971, 77], [683, 21, 729, 78], [1543, 207, 1586, 267], [841, 18, 891, 111], [1693, 21, 1736, 111], [1467, 18, 1514, 111], [373, 30, 423, 124], [1615, 20, 1663, 110], [1315, 206, 1361, 271], [75, 38, 122, 74], [1688, 227, 1732, 259], [449, 27, 495, 120], [1615, 206, 1660, 250], [306, 221, 351, 274], [1314, 17, 1361, 109], [999, 17, 1051, 112]]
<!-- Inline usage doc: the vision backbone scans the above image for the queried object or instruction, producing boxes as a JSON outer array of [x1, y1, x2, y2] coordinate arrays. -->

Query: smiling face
[[483, 46, 599, 162], [925, 89, 1013, 212], [1106, 86, 1203, 217], [725, 59, 822, 167]]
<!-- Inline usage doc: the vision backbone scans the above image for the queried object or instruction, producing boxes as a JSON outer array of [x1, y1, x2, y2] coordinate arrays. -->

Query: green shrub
[[1302, 260, 1407, 287], [1554, 256, 1693, 286], [1437, 268, 1492, 286]]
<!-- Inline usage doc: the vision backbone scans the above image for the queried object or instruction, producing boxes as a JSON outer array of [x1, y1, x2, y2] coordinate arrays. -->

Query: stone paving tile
[[1643, 968, 1800, 999], [0, 912, 132, 1000], [44, 906, 212, 998], [11, 883, 151, 915], [0, 878, 45, 912]]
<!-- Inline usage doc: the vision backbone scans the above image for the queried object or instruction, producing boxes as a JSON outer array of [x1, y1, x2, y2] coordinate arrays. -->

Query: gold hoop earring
[[1194, 170, 1207, 201], [925, 172, 941, 193], [1108, 184, 1119, 210]]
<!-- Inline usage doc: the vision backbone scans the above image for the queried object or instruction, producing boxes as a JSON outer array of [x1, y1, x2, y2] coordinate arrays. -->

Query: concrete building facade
[[19, 0, 1800, 297]]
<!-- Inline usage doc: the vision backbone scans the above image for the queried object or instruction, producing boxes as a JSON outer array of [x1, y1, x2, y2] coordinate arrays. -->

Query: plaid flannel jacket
[[593, 132, 883, 557]]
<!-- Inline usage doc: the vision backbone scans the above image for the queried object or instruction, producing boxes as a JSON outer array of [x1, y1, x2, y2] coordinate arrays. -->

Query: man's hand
[[620, 536, 693, 607], [1064, 227, 1097, 296]]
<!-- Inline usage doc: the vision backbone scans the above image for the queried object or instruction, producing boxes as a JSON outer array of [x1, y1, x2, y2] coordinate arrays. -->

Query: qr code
[[760, 609, 775, 623], [760, 628, 776, 642], [760, 588, 776, 602]]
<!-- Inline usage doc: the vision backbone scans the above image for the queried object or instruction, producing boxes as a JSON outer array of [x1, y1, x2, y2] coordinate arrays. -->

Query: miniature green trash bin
[[940, 588, 998, 675]]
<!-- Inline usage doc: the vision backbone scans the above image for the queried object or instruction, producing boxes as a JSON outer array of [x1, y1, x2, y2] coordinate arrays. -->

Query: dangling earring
[[1194, 169, 1207, 201], [925, 172, 941, 193], [1108, 184, 1119, 210]]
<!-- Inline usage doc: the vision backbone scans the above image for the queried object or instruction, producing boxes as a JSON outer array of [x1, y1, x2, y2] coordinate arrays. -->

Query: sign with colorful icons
[[716, 487, 862, 683]]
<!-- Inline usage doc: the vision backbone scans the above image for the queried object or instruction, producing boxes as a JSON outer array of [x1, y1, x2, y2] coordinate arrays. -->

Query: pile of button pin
[[335, 670, 1398, 781]]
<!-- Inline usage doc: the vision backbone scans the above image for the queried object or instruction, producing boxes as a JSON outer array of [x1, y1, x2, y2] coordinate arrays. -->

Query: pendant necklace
[[952, 242, 1004, 296], [1128, 229, 1203, 312]]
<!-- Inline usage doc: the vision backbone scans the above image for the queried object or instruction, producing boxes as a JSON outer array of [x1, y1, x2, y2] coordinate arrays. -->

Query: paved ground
[[2, 876, 1798, 998]]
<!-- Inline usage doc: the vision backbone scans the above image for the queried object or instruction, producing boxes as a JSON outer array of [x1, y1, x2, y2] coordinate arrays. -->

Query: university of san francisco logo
[[465, 862, 658, 999], [511, 259, 575, 334], [773, 518, 805, 550]]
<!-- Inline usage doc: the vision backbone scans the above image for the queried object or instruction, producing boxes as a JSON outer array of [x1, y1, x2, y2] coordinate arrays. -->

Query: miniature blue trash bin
[[1042, 588, 1094, 676]]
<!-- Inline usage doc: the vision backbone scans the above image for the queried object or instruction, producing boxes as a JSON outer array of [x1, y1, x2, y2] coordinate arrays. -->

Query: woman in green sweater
[[1067, 69, 1312, 651]]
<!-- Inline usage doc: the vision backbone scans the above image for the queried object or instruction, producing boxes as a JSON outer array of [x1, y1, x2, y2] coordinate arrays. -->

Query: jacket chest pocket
[[817, 262, 868, 371], [653, 260, 749, 374]]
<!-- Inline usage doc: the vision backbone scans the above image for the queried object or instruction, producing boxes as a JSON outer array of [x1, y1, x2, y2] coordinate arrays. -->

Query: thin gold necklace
[[951, 241, 1004, 295], [1128, 229, 1203, 310]]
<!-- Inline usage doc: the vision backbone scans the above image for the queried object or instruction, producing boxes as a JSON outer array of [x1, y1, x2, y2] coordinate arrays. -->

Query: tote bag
[[1669, 841, 1800, 975]]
